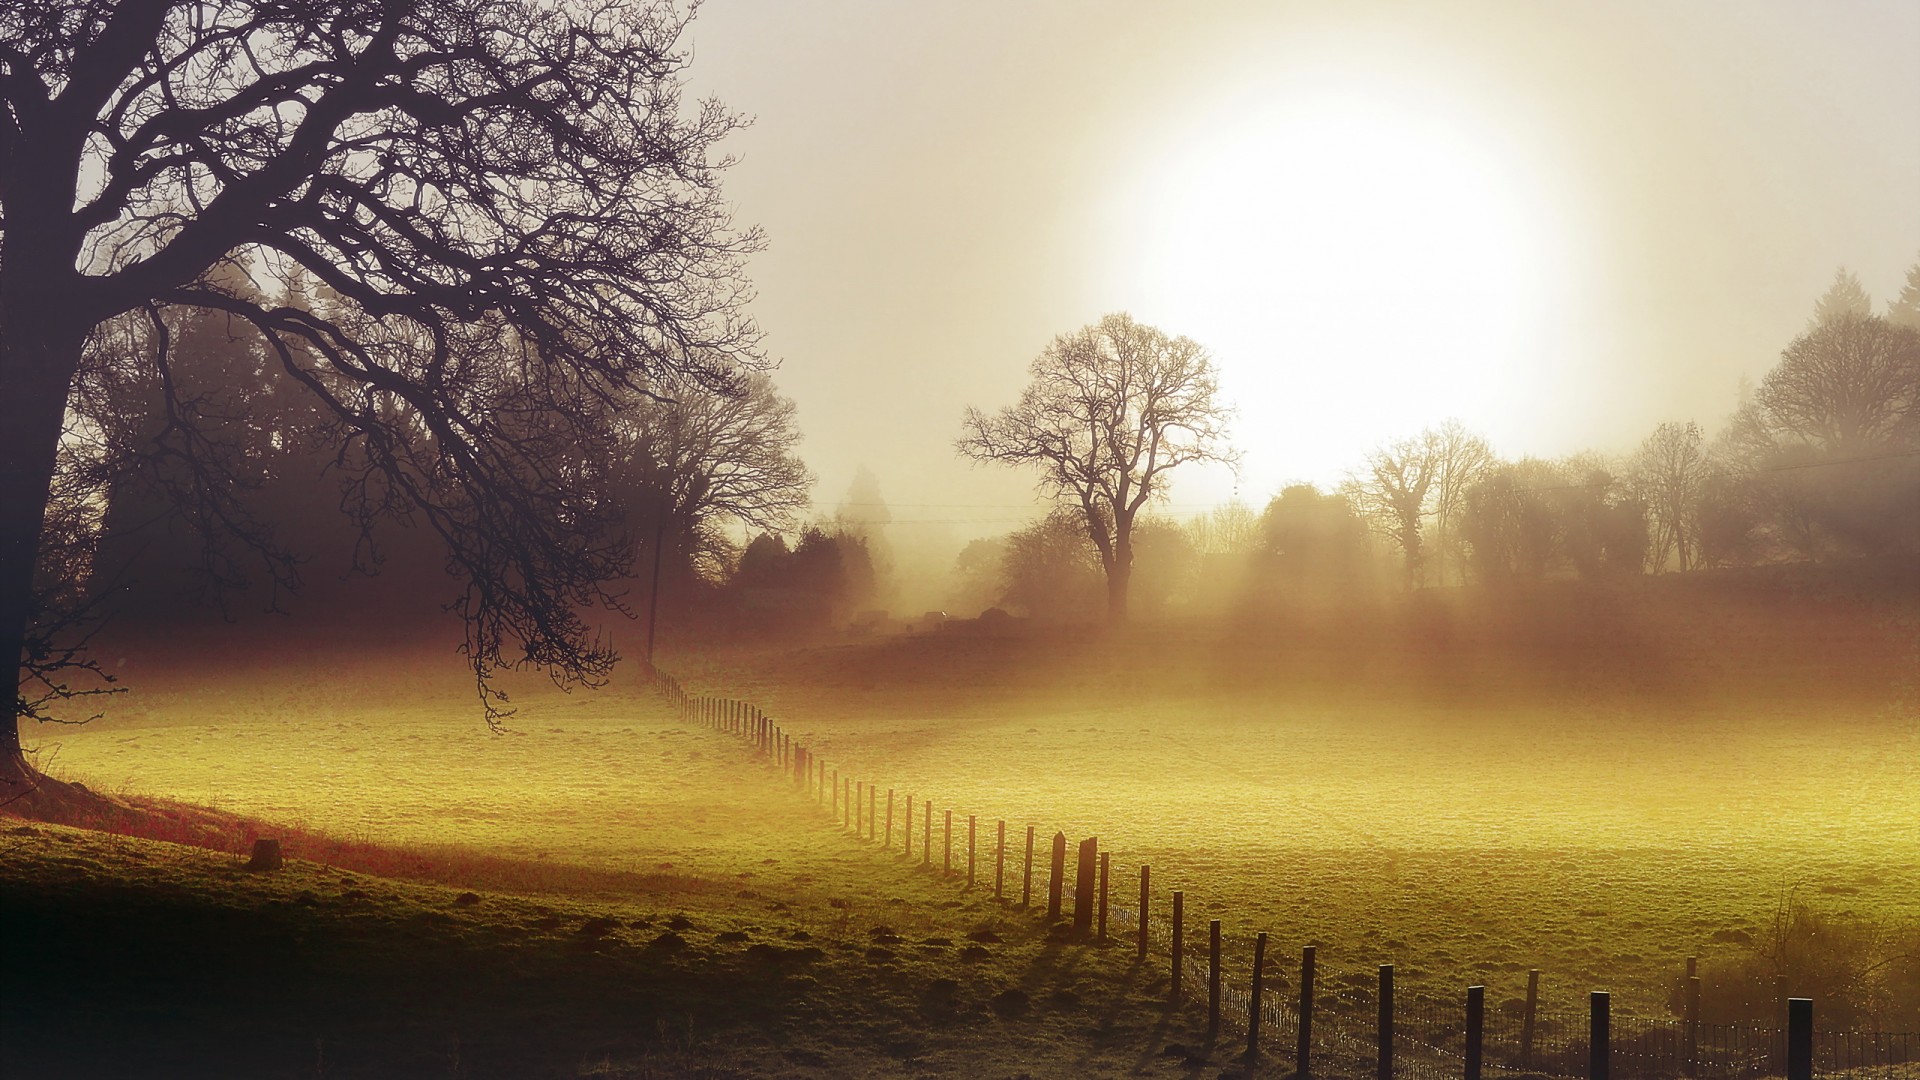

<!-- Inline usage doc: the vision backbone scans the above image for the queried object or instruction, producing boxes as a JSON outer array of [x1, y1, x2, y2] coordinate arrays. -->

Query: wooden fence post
[[1047, 832, 1066, 919], [1788, 998, 1812, 1080], [1685, 974, 1701, 1078], [854, 781, 863, 836], [922, 802, 931, 866], [994, 820, 1006, 900], [1297, 945, 1316, 1076], [1248, 931, 1267, 1062], [1137, 865, 1150, 961], [1170, 891, 1185, 1006], [885, 790, 894, 848], [967, 815, 978, 887], [1097, 851, 1110, 940], [1022, 825, 1034, 907], [1466, 984, 1484, 1080], [904, 795, 913, 857], [1522, 968, 1540, 1068], [1073, 837, 1096, 934], [1378, 964, 1393, 1080], [1590, 991, 1610, 1080], [868, 783, 876, 839], [831, 769, 839, 820], [943, 810, 953, 875], [1208, 920, 1222, 1041]]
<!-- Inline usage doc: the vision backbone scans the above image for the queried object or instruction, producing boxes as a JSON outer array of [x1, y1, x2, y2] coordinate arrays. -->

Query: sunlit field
[[37, 567, 1920, 1047]]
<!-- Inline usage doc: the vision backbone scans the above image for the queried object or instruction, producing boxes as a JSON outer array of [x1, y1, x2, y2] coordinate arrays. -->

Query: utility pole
[[645, 489, 667, 667]]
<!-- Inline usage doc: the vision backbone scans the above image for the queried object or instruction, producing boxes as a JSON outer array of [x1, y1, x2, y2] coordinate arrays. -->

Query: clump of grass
[[1686, 891, 1920, 1029]]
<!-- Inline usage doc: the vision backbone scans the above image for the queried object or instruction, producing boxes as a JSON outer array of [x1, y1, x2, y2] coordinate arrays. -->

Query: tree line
[[951, 266, 1920, 623]]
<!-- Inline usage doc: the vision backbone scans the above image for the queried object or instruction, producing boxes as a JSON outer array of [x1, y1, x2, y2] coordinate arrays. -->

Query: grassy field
[[17, 565, 1920, 1074], [8, 652, 1216, 1078]]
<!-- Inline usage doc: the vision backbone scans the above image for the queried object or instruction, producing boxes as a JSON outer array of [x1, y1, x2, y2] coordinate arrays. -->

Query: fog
[[682, 0, 1920, 590]]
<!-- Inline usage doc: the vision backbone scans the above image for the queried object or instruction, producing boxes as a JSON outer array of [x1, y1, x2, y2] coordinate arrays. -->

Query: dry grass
[[17, 562, 1920, 1074]]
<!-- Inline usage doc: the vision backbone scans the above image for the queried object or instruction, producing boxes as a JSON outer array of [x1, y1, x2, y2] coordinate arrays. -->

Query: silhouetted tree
[[833, 467, 895, 607], [1425, 421, 1497, 584], [1461, 461, 1561, 583], [609, 374, 810, 586], [1343, 422, 1493, 587], [948, 536, 1010, 617], [1758, 315, 1920, 454], [2, 0, 763, 800], [725, 526, 874, 629], [1184, 500, 1262, 556], [1258, 484, 1372, 599], [1546, 459, 1646, 579], [997, 509, 1104, 620], [1342, 441, 1431, 587], [1812, 268, 1873, 327], [957, 313, 1235, 622], [1888, 256, 1920, 330], [1632, 421, 1709, 572]]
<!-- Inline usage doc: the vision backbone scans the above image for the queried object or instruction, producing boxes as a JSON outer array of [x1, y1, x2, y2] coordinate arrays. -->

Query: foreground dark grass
[[0, 814, 1234, 1079]]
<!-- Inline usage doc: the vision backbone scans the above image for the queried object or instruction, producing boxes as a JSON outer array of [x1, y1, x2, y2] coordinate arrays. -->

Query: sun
[[1101, 78, 1573, 497]]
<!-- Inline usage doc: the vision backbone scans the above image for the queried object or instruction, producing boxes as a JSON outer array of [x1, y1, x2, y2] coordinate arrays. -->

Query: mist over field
[[4, 2, 1920, 1078]]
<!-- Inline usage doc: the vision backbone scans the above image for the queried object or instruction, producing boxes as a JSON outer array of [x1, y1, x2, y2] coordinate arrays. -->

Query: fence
[[652, 673, 1919, 1080]]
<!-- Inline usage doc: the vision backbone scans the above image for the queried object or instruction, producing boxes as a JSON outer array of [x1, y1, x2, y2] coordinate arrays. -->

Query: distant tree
[[727, 526, 875, 627], [1424, 421, 1498, 584], [2, 0, 763, 799], [791, 527, 876, 620], [833, 467, 895, 606], [1257, 484, 1372, 598], [997, 509, 1103, 620], [1703, 315, 1920, 562], [948, 536, 1010, 616], [1632, 421, 1709, 572], [1128, 518, 1199, 615], [1812, 268, 1873, 327], [1888, 256, 1920, 330], [1184, 500, 1262, 556], [1342, 422, 1494, 587], [609, 374, 810, 586], [733, 534, 794, 592], [1342, 441, 1432, 588], [1758, 315, 1920, 453], [957, 313, 1235, 622], [1546, 458, 1647, 579], [1461, 460, 1562, 583]]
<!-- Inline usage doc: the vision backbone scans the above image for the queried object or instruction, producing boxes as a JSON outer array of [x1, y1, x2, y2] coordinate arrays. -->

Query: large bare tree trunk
[[1105, 538, 1132, 624], [0, 259, 89, 805]]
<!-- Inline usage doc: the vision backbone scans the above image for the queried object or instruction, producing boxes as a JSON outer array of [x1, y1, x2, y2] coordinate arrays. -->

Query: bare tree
[[1343, 422, 1491, 587], [1341, 439, 1432, 588], [957, 313, 1235, 622], [1184, 500, 1261, 556], [1757, 315, 1920, 454], [610, 374, 810, 584], [1632, 420, 1709, 572], [1424, 420, 1497, 584], [1, 0, 762, 802]]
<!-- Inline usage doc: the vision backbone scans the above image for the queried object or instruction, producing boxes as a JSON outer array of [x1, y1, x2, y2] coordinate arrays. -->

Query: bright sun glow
[[1103, 77, 1576, 499]]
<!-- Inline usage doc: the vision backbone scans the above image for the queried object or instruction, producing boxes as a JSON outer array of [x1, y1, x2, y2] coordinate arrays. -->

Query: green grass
[[8, 660, 1230, 1078], [18, 569, 1920, 1073]]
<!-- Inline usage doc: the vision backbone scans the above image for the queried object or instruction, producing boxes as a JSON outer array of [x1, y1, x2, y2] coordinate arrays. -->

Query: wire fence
[[652, 673, 1920, 1080]]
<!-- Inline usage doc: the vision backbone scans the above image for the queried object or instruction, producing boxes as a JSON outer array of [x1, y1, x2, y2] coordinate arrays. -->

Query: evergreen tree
[[1887, 256, 1920, 329], [1812, 267, 1873, 326]]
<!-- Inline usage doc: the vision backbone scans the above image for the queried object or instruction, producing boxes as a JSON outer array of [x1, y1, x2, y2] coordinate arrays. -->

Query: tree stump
[[246, 838, 283, 871]]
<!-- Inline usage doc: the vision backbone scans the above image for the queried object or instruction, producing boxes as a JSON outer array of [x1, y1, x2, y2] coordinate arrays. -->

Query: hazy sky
[[683, 0, 1920, 545]]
